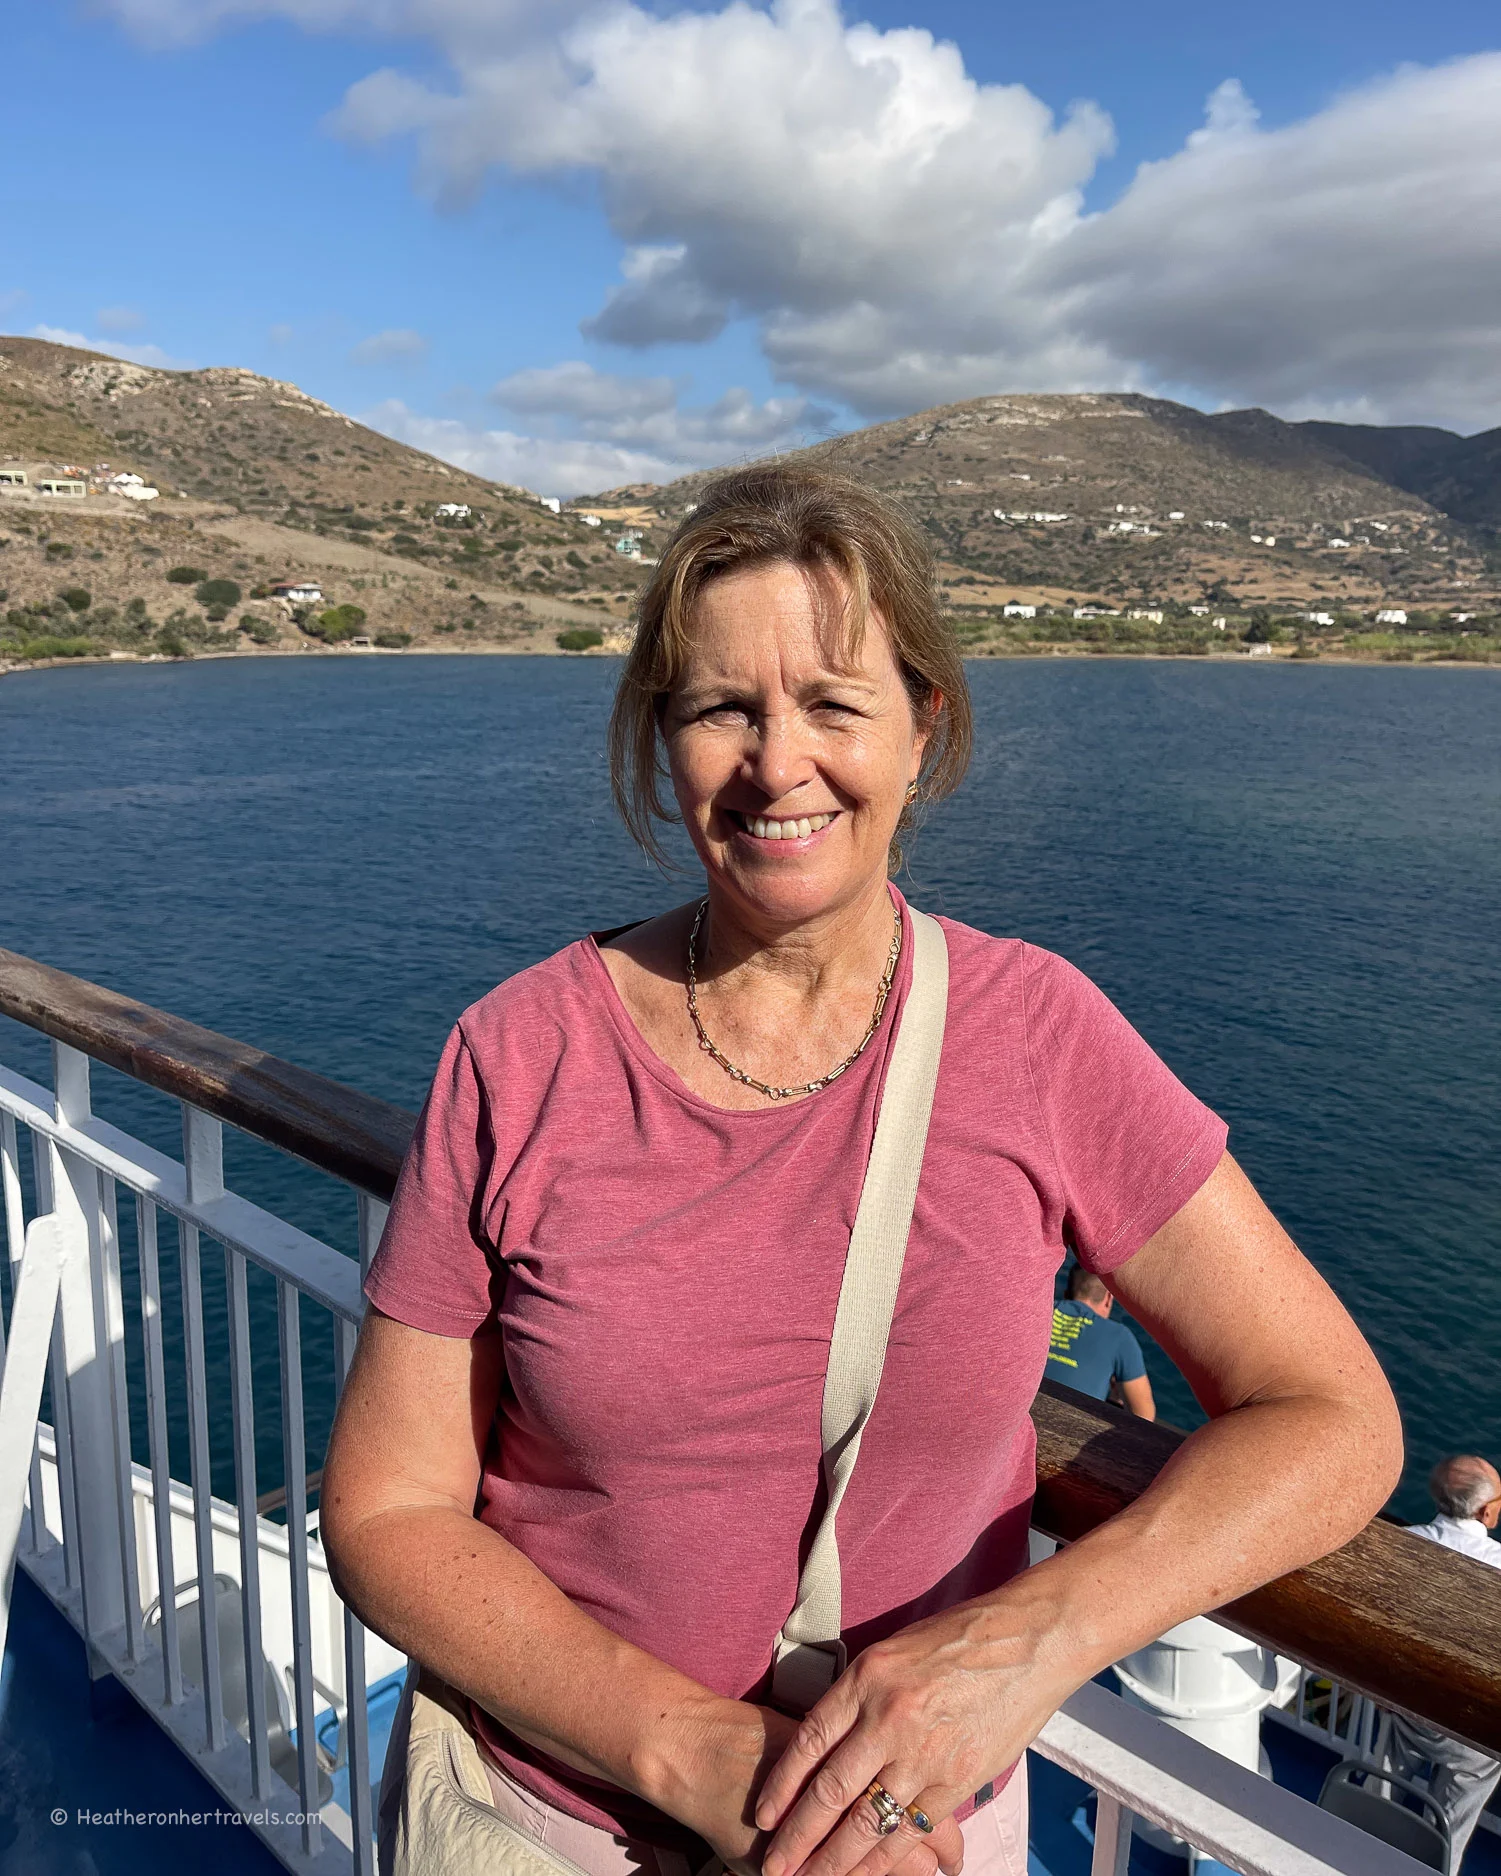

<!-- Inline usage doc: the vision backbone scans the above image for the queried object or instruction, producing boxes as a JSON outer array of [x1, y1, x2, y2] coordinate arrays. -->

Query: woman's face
[[662, 559, 928, 931]]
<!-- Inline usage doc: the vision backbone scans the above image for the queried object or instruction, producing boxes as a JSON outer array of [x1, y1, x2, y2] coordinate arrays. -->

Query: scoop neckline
[[581, 885, 915, 1121]]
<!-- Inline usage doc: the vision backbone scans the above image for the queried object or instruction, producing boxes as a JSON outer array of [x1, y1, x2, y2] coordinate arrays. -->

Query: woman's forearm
[[957, 1386, 1401, 1702], [328, 1500, 742, 1812]]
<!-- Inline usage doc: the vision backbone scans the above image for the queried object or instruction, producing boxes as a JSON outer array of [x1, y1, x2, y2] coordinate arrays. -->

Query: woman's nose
[[744, 713, 812, 801]]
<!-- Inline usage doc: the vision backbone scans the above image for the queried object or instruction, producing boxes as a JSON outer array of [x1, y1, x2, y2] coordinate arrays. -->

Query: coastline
[[4, 643, 1498, 678]]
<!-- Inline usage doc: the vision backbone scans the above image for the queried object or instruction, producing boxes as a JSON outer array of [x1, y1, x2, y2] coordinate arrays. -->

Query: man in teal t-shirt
[[1045, 1265, 1156, 1418]]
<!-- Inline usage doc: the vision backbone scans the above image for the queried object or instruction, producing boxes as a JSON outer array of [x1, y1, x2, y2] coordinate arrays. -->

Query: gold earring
[[904, 781, 919, 804]]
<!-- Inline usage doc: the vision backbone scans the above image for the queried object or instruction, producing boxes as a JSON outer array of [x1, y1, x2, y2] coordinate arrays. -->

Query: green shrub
[[373, 630, 412, 649], [58, 586, 92, 613], [566, 551, 586, 570], [557, 627, 605, 652], [240, 613, 279, 644], [45, 541, 74, 560], [392, 533, 421, 551], [302, 603, 367, 643], [195, 578, 242, 609], [156, 625, 192, 658], [167, 566, 207, 584], [17, 635, 93, 659]]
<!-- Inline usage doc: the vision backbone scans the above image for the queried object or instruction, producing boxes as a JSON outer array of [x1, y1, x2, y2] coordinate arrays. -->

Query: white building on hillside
[[539, 495, 561, 514], [1002, 602, 1036, 618], [1375, 609, 1408, 625]]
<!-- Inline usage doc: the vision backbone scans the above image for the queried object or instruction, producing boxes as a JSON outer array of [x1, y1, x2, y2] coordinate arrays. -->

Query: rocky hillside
[[586, 393, 1501, 616], [3, 338, 1498, 670], [0, 335, 654, 664]]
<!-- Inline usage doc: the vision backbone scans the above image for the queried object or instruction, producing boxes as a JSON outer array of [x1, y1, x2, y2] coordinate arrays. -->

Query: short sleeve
[[1022, 947, 1228, 1275], [1113, 1327, 1147, 1385], [364, 1024, 502, 1337]]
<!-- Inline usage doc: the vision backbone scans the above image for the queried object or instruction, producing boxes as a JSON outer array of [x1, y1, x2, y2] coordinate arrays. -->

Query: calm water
[[2, 654, 1499, 1522]]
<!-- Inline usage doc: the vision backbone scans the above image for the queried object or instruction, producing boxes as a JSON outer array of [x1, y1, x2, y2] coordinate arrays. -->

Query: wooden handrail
[[0, 948, 412, 1199], [3, 947, 1500, 1751], [1034, 1380, 1501, 1756]]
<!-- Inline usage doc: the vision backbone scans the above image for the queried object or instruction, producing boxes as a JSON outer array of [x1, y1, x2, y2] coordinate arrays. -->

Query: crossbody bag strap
[[771, 907, 950, 1715]]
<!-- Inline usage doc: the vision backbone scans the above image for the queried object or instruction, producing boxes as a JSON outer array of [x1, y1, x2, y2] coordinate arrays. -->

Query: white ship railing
[[3, 948, 1496, 1876]]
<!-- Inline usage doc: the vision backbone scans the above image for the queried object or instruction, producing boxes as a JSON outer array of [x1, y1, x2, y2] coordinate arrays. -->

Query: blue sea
[[1, 654, 1498, 1521]]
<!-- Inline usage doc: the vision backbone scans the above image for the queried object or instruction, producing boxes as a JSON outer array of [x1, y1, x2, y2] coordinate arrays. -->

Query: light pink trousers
[[482, 1755, 1029, 1876]]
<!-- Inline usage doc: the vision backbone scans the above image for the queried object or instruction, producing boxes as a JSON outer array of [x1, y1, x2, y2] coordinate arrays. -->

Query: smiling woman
[[319, 463, 1402, 1876]]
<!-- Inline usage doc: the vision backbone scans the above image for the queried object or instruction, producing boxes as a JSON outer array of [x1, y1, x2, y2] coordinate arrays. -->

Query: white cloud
[[361, 398, 680, 497], [30, 323, 184, 368], [491, 359, 680, 423], [96, 0, 1501, 430], [1038, 59, 1501, 429], [350, 325, 429, 364], [488, 359, 831, 462], [367, 368, 831, 496], [95, 305, 146, 334]]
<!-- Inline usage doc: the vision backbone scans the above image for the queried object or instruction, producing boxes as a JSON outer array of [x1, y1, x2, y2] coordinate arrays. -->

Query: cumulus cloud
[[487, 359, 831, 467], [491, 360, 680, 424], [368, 366, 831, 495], [350, 325, 429, 364], [97, 0, 1501, 430], [1039, 61, 1501, 428], [30, 323, 185, 368], [361, 398, 682, 497]]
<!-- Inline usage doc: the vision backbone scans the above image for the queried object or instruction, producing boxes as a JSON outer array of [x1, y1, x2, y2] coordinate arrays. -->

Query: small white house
[[1188, 605, 1210, 616], [578, 514, 602, 528], [1375, 609, 1408, 626], [0, 468, 29, 487], [613, 537, 642, 560], [1168, 511, 1185, 521], [538, 496, 561, 515], [273, 580, 324, 605], [1127, 609, 1165, 623], [434, 502, 471, 520], [1328, 538, 1351, 548], [1001, 603, 1036, 619], [1030, 511, 1069, 523], [1301, 612, 1334, 627], [39, 478, 86, 498]]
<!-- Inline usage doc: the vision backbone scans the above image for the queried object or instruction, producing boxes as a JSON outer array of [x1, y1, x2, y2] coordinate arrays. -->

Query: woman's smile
[[726, 808, 840, 846]]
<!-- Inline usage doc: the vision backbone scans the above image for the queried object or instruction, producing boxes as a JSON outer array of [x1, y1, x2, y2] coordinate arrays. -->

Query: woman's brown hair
[[607, 461, 972, 867]]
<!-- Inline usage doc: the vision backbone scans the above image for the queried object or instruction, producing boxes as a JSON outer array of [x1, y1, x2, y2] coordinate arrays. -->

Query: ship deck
[[8, 1562, 1501, 1876]]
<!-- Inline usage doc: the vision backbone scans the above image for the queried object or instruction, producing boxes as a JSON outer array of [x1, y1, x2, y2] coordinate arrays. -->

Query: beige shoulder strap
[[771, 907, 950, 1714]]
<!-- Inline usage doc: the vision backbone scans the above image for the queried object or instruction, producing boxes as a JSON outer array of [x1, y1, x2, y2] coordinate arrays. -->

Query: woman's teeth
[[739, 812, 834, 841]]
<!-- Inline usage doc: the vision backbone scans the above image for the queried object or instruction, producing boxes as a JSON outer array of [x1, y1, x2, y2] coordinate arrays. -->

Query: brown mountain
[[0, 335, 648, 660], [580, 392, 1500, 612]]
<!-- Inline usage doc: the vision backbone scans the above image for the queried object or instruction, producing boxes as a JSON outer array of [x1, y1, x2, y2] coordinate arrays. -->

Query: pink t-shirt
[[365, 890, 1227, 1842]]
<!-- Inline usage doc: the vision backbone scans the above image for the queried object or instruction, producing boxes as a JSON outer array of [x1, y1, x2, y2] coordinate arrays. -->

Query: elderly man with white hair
[[1380, 1455, 1501, 1869]]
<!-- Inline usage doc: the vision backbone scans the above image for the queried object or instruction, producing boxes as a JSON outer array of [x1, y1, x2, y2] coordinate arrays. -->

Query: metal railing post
[[49, 1042, 128, 1662], [1092, 1794, 1133, 1876], [0, 1215, 67, 1660]]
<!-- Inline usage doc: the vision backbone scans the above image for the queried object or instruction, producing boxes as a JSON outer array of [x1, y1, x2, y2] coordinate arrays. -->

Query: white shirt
[[1406, 1514, 1501, 1568]]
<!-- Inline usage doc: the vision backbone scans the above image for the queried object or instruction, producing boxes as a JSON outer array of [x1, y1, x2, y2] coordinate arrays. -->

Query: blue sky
[[3, 0, 1499, 494]]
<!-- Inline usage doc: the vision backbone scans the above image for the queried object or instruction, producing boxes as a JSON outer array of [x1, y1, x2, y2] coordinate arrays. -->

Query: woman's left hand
[[753, 1591, 1072, 1876]]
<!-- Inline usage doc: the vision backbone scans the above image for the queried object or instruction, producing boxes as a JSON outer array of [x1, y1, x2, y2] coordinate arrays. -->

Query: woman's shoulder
[[923, 911, 1098, 1020], [452, 936, 611, 1073]]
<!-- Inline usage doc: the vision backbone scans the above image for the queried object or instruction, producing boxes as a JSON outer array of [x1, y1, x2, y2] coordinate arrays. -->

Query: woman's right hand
[[663, 1700, 964, 1876]]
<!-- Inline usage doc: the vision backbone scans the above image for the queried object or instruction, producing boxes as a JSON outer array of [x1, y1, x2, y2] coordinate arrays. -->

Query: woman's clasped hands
[[747, 1599, 1069, 1876]]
